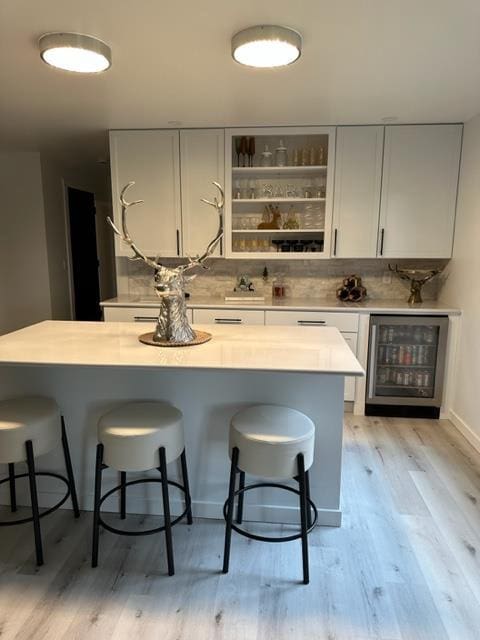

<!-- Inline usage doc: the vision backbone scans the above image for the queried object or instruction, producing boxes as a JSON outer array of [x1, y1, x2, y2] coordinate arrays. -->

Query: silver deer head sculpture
[[108, 181, 224, 344]]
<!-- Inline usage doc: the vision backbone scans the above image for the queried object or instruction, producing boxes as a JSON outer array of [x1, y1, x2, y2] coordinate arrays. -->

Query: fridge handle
[[368, 325, 377, 399]]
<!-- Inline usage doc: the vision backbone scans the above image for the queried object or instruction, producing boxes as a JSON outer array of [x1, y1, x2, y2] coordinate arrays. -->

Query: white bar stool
[[222, 404, 318, 584], [0, 396, 80, 566], [92, 401, 193, 576]]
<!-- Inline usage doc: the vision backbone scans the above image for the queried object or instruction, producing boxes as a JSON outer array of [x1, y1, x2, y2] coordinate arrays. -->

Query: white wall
[[0, 152, 52, 334], [441, 112, 480, 442]]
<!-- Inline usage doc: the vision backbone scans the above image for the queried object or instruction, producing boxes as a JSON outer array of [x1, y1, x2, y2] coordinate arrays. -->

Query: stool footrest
[[97, 477, 191, 537], [0, 472, 71, 527], [222, 481, 318, 543]]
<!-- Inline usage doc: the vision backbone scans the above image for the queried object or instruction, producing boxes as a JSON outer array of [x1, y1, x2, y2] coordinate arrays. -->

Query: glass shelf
[[232, 228, 324, 234], [377, 363, 435, 368], [232, 166, 327, 176], [232, 198, 326, 204]]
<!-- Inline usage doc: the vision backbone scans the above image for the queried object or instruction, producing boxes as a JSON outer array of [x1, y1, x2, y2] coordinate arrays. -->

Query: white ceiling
[[1, 0, 480, 168]]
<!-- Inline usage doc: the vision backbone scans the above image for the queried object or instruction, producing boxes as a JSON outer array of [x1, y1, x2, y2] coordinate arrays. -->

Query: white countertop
[[0, 321, 364, 376], [101, 295, 460, 315]]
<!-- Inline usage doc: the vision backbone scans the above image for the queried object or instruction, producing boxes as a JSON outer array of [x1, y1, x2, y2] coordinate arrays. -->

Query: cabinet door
[[110, 130, 182, 258], [332, 126, 383, 258], [378, 124, 462, 258], [180, 130, 224, 257]]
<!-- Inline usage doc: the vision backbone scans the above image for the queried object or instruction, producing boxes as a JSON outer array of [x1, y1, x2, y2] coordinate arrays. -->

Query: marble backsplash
[[116, 257, 450, 301]]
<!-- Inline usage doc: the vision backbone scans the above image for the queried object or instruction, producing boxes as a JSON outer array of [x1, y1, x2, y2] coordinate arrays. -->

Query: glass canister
[[272, 277, 287, 298], [274, 139, 288, 167], [260, 145, 273, 167]]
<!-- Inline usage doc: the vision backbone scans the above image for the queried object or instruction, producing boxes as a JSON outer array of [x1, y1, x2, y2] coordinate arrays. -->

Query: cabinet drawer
[[193, 308, 265, 325], [103, 307, 193, 324], [265, 310, 359, 332]]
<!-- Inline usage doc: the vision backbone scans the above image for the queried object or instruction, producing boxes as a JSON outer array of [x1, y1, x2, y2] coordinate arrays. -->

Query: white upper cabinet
[[180, 129, 224, 257], [378, 124, 462, 258], [332, 126, 384, 258], [110, 130, 182, 258]]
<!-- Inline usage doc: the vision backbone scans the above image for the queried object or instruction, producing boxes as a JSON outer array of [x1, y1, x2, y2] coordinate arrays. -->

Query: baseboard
[[0, 490, 342, 528], [449, 410, 480, 454]]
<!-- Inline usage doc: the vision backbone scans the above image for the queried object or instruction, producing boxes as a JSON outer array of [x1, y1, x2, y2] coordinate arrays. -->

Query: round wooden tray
[[138, 330, 212, 347]]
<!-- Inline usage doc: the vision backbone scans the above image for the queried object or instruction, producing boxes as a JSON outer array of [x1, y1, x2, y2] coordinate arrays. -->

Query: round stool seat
[[0, 396, 61, 464], [98, 401, 184, 472], [229, 404, 315, 479]]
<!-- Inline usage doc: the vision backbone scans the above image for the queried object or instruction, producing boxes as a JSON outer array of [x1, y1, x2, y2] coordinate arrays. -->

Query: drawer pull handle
[[214, 318, 242, 324], [134, 316, 158, 322], [297, 320, 326, 326]]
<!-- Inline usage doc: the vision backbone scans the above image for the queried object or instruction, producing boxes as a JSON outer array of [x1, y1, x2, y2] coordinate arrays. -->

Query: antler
[[179, 181, 224, 273], [107, 182, 159, 270]]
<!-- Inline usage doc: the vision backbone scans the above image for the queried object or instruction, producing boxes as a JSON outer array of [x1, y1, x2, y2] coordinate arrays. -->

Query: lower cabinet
[[264, 310, 359, 402], [192, 308, 265, 325]]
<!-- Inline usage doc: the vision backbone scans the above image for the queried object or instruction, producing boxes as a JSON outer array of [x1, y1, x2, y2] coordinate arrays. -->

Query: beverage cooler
[[366, 315, 448, 418]]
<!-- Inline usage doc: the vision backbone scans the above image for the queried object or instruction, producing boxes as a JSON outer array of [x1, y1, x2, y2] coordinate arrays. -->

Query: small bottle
[[260, 145, 273, 167], [275, 140, 288, 167]]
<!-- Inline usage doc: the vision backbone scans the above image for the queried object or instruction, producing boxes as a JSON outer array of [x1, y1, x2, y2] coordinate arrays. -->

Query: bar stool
[[0, 396, 80, 566], [222, 404, 318, 584], [92, 401, 193, 576]]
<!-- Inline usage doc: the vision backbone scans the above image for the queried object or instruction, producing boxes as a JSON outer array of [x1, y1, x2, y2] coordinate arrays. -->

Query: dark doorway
[[67, 187, 102, 321]]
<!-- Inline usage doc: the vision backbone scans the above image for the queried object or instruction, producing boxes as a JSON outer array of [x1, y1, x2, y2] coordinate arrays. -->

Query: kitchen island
[[0, 321, 363, 526]]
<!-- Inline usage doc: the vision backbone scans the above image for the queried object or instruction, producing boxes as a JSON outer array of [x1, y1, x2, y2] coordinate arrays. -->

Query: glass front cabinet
[[224, 127, 336, 259]]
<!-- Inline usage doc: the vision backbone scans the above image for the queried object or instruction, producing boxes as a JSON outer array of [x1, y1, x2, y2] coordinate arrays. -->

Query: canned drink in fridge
[[411, 346, 418, 365], [423, 371, 432, 387], [377, 368, 387, 384], [403, 372, 410, 386], [417, 345, 425, 365], [398, 345, 405, 364], [388, 327, 395, 343], [415, 372, 424, 387], [378, 345, 386, 363]]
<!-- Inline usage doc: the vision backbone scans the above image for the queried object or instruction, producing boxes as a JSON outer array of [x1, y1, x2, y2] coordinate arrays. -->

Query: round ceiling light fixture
[[39, 32, 112, 73], [231, 25, 302, 68]]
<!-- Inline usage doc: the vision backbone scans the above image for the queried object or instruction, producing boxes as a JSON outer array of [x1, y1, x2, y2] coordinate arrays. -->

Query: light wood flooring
[[1, 415, 480, 640]]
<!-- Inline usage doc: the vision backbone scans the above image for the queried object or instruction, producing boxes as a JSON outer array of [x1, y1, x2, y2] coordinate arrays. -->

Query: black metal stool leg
[[25, 440, 44, 567], [159, 447, 174, 576], [61, 417, 80, 518], [236, 470, 245, 524], [305, 469, 312, 529], [91, 443, 104, 568], [297, 453, 310, 585], [180, 449, 193, 525], [8, 463, 17, 513], [222, 446, 239, 574], [120, 472, 127, 520]]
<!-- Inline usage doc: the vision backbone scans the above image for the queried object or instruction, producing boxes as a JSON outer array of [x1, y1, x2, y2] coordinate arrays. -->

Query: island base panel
[[0, 366, 344, 527]]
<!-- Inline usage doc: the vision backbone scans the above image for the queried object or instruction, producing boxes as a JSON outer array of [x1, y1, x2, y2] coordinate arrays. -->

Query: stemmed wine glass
[[248, 137, 255, 167], [240, 136, 248, 167], [235, 138, 241, 167]]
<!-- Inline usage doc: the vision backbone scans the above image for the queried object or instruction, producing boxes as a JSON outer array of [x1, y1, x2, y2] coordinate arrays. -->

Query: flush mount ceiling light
[[39, 32, 112, 73], [231, 25, 302, 68]]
